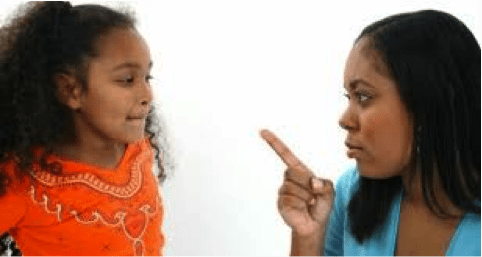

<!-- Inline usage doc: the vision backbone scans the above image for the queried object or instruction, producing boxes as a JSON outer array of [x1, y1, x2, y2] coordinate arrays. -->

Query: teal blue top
[[324, 166, 481, 256]]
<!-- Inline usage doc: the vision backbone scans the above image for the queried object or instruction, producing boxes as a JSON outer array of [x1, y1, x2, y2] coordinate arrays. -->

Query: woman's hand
[[260, 129, 335, 237]]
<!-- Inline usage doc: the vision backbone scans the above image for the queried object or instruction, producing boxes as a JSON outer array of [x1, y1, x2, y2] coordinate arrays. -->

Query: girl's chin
[[122, 133, 146, 144]]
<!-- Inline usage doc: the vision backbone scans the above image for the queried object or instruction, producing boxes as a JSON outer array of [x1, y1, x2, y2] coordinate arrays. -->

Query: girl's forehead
[[95, 27, 149, 59], [92, 27, 151, 69]]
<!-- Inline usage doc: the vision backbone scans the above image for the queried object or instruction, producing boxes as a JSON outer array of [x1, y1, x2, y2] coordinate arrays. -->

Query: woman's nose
[[338, 104, 357, 131]]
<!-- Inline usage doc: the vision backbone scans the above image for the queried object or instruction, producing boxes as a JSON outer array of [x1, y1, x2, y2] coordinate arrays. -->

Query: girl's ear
[[54, 73, 83, 110]]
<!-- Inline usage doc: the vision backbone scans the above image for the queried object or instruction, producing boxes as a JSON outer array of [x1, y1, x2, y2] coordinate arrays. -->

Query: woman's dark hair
[[0, 2, 167, 254], [348, 9, 481, 243]]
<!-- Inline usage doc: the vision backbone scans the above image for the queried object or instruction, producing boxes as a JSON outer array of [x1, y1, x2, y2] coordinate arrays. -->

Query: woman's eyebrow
[[344, 78, 376, 90]]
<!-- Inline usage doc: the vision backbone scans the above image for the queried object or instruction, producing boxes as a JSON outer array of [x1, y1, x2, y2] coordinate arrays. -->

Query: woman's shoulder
[[333, 165, 360, 202], [447, 212, 481, 256], [462, 213, 481, 231]]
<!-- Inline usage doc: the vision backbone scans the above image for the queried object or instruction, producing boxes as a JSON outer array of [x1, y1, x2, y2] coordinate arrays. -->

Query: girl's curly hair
[[0, 2, 167, 254]]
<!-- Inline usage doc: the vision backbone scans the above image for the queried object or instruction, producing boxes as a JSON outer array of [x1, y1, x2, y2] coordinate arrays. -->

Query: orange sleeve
[[0, 161, 28, 234]]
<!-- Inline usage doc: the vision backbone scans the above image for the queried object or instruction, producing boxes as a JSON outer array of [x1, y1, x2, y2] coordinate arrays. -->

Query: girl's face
[[339, 37, 414, 179], [73, 27, 153, 145]]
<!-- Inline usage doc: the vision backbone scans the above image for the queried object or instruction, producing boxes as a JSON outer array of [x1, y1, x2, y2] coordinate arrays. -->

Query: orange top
[[0, 139, 165, 256]]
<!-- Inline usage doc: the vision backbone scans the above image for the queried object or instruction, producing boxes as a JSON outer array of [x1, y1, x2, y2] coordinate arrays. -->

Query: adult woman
[[261, 9, 480, 256]]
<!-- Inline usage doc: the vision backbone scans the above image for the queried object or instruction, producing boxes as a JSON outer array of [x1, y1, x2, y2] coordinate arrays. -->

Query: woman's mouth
[[347, 148, 363, 158], [345, 141, 363, 158]]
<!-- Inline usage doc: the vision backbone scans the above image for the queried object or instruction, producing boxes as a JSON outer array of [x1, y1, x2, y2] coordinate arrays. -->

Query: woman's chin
[[356, 163, 398, 179]]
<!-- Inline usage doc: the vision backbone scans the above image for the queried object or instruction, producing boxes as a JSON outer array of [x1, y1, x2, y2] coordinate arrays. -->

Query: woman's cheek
[[363, 109, 396, 161]]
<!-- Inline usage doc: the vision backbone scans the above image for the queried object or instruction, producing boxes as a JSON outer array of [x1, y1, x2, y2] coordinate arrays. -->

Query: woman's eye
[[356, 92, 371, 102], [344, 91, 371, 104], [145, 75, 153, 82]]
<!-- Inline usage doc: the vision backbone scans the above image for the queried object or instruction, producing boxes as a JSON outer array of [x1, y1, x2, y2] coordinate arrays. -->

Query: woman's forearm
[[290, 229, 326, 256]]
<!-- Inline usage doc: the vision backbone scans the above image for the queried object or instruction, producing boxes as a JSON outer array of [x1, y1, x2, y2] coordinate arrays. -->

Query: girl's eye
[[118, 76, 134, 84], [117, 75, 153, 85]]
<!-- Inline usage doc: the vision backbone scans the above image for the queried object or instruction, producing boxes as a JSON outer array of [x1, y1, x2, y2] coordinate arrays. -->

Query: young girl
[[0, 1, 167, 255]]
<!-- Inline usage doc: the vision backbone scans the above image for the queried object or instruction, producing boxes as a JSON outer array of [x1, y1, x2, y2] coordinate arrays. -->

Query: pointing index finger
[[260, 129, 307, 170]]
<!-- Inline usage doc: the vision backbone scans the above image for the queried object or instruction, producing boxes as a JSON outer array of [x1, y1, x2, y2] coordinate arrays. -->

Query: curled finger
[[311, 177, 335, 197], [284, 167, 314, 191], [278, 180, 314, 203], [277, 194, 307, 214]]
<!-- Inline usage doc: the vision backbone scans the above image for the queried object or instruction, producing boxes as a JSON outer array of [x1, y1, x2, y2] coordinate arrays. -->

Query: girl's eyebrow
[[112, 61, 153, 71]]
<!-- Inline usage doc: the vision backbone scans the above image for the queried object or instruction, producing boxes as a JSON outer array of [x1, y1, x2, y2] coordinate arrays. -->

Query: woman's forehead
[[346, 38, 392, 81], [344, 39, 398, 91]]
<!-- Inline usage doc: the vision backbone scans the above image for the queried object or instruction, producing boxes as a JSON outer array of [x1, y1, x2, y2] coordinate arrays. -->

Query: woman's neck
[[401, 166, 464, 218]]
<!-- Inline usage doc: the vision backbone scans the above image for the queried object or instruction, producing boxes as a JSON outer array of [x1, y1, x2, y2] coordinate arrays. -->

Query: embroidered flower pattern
[[29, 150, 150, 199]]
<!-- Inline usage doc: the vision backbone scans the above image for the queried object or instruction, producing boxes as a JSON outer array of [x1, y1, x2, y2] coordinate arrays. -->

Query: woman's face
[[339, 37, 414, 179]]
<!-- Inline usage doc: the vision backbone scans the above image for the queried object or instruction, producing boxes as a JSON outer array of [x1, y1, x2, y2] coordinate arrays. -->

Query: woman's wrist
[[293, 229, 324, 244], [290, 226, 326, 256]]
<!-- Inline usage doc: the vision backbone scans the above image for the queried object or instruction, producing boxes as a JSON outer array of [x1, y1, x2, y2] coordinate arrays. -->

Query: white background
[[1, 1, 480, 255]]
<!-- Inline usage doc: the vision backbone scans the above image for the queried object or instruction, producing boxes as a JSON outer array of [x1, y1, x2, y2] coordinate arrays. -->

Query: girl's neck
[[52, 136, 126, 170]]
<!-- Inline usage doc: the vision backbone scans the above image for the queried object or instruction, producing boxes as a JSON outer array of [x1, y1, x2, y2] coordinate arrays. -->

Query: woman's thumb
[[311, 177, 325, 194], [310, 177, 334, 222]]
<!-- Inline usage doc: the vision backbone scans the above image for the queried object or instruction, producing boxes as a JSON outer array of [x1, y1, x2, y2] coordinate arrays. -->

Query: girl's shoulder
[[0, 156, 31, 201], [0, 156, 25, 183]]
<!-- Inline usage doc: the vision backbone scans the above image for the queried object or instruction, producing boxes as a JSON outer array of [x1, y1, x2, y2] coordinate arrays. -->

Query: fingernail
[[260, 129, 269, 137], [309, 198, 316, 205], [311, 178, 324, 191]]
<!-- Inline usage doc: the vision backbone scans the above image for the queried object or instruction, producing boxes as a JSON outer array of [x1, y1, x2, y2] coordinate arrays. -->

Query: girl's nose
[[140, 80, 153, 106]]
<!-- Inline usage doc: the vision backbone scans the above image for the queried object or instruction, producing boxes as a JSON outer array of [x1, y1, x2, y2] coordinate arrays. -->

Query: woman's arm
[[260, 130, 335, 256], [290, 226, 326, 256], [290, 180, 346, 256]]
